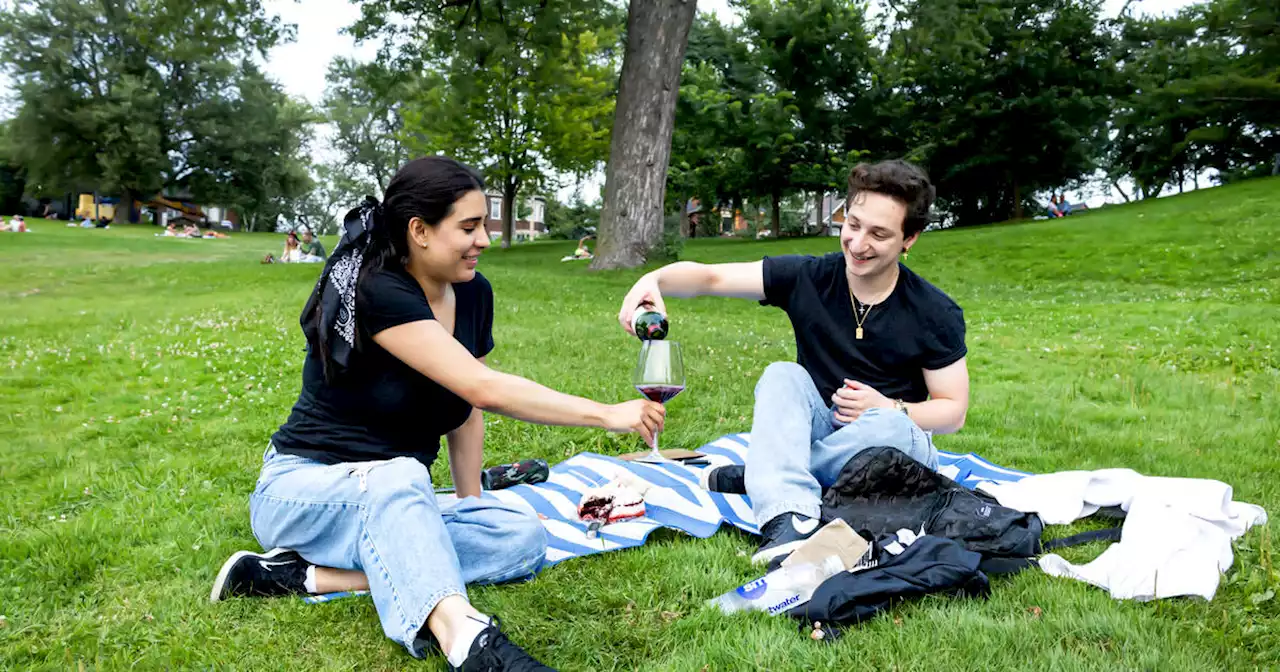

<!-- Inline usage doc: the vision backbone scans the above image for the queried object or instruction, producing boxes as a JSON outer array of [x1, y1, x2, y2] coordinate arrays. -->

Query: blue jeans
[[745, 362, 939, 525], [249, 447, 547, 657]]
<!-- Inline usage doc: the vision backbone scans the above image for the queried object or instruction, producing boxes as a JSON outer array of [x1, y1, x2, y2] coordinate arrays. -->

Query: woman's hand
[[602, 399, 666, 447]]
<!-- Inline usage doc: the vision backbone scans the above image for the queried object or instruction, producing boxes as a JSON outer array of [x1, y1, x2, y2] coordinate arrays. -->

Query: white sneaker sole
[[750, 539, 807, 565], [209, 547, 292, 603]]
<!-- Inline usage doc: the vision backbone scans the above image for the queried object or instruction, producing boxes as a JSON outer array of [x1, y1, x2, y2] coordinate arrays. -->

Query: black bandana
[[301, 196, 381, 379]]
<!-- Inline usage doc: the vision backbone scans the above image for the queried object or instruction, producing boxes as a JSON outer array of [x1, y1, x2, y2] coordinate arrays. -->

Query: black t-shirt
[[270, 267, 495, 466], [762, 253, 966, 403]]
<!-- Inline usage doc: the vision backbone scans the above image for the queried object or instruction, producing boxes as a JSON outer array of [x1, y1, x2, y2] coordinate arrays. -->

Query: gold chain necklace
[[848, 288, 873, 340], [847, 270, 896, 340]]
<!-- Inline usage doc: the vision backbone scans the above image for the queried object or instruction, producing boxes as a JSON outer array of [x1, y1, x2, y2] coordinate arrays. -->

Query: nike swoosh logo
[[792, 515, 819, 535]]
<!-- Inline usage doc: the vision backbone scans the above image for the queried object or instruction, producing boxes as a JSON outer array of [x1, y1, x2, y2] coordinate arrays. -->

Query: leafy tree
[[0, 0, 298, 221], [183, 66, 317, 232], [351, 0, 621, 248], [323, 58, 411, 194], [884, 0, 1118, 224], [544, 196, 601, 240], [740, 0, 875, 235], [1108, 0, 1279, 196]]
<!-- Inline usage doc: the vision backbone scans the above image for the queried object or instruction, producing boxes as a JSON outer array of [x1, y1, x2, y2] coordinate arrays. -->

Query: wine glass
[[632, 340, 686, 464]]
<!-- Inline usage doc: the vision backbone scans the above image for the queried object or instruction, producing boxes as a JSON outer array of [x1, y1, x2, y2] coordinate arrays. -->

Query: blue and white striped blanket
[[304, 433, 1030, 604]]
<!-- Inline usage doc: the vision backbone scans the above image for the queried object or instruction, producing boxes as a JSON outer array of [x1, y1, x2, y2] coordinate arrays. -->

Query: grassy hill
[[2, 178, 1277, 670]]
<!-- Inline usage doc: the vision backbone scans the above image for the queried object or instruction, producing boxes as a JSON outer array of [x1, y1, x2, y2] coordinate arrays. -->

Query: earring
[[902, 248, 910, 260]]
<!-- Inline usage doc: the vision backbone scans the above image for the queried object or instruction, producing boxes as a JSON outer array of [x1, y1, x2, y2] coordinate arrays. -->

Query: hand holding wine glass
[[602, 399, 666, 447]]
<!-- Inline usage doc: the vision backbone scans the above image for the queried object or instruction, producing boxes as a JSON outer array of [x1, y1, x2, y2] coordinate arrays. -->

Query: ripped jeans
[[249, 446, 547, 658]]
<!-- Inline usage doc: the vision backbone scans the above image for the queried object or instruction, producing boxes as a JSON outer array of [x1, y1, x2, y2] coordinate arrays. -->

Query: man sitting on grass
[[616, 160, 970, 566], [299, 229, 327, 262]]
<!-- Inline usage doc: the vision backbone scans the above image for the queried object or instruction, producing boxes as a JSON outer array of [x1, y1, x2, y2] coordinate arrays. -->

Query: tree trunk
[[502, 178, 518, 249], [813, 191, 824, 236], [1110, 180, 1131, 203], [123, 188, 139, 223], [1011, 179, 1023, 220], [590, 0, 697, 270], [770, 192, 781, 238]]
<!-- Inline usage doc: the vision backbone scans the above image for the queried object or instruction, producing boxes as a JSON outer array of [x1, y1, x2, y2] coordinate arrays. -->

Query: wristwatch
[[893, 399, 909, 416]]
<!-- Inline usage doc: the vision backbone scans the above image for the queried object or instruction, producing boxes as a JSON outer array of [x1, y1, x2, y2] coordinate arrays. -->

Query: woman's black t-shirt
[[270, 266, 495, 467]]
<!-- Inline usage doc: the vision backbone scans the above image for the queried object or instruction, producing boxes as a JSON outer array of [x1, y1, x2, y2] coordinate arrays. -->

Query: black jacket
[[819, 446, 1044, 562], [790, 532, 989, 625]]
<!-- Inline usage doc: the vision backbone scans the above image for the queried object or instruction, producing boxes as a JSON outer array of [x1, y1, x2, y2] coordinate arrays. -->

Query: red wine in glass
[[632, 341, 685, 463], [635, 384, 684, 404]]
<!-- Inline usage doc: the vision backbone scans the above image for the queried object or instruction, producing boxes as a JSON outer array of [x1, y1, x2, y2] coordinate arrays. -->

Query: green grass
[[2, 179, 1278, 670]]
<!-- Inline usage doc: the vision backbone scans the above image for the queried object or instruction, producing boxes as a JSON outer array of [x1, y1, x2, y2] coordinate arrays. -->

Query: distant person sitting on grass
[[574, 235, 593, 258], [1046, 195, 1063, 218], [1057, 193, 1073, 216], [211, 156, 664, 671], [561, 235, 593, 261], [299, 229, 327, 262], [615, 160, 969, 567], [163, 222, 178, 236], [7, 215, 26, 232], [279, 231, 302, 262]]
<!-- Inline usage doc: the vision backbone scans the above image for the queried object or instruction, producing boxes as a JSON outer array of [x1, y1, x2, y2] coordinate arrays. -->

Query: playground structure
[[70, 192, 236, 229]]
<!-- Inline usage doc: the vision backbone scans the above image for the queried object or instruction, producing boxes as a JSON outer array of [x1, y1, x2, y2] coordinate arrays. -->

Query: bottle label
[[736, 577, 768, 600]]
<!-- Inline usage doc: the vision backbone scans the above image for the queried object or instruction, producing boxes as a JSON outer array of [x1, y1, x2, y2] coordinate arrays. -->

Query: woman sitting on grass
[[211, 156, 664, 671]]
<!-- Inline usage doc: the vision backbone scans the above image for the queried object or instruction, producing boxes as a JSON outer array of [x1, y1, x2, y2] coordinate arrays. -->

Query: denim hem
[[754, 501, 822, 530], [404, 587, 467, 658]]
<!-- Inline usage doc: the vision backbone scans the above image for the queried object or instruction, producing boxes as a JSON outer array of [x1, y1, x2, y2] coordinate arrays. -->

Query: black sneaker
[[449, 617, 557, 672], [751, 513, 820, 565], [209, 547, 308, 602], [699, 464, 746, 494]]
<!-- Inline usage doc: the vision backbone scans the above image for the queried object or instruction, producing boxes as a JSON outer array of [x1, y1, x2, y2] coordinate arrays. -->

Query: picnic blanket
[[304, 433, 1030, 604]]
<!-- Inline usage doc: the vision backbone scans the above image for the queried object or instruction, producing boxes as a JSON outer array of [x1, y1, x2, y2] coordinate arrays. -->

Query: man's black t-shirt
[[270, 267, 495, 467], [762, 253, 966, 403]]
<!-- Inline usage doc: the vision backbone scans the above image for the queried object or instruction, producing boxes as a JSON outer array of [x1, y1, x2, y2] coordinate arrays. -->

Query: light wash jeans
[[745, 362, 939, 526], [249, 447, 547, 657]]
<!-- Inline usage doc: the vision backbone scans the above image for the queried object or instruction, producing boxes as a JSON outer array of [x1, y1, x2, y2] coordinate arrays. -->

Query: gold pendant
[[856, 327, 864, 340]]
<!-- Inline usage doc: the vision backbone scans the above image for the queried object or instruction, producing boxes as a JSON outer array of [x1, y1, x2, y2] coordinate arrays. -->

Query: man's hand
[[617, 272, 666, 336], [831, 379, 893, 424], [602, 399, 667, 447]]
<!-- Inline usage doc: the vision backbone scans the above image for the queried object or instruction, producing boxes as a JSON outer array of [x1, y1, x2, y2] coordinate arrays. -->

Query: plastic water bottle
[[708, 555, 845, 616]]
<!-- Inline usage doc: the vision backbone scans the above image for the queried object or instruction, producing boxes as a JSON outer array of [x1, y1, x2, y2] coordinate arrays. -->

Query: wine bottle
[[633, 309, 669, 341]]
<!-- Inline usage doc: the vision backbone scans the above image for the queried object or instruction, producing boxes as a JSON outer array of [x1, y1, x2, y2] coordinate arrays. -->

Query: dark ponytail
[[302, 156, 485, 382]]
